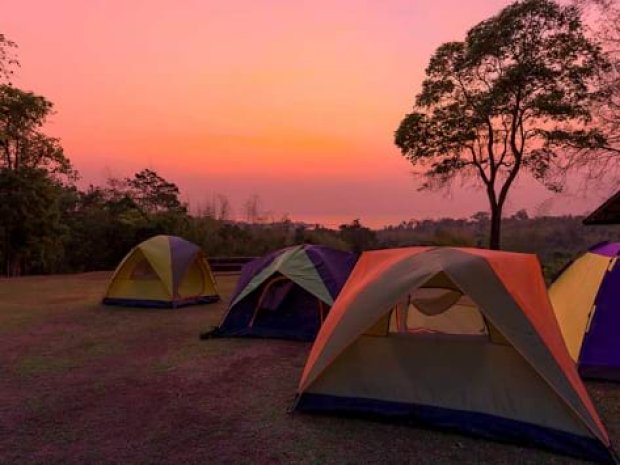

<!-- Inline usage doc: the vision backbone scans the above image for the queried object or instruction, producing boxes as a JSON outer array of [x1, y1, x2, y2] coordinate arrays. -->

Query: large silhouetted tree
[[395, 0, 610, 249]]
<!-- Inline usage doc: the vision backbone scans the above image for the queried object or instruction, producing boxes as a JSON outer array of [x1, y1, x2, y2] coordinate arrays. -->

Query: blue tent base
[[580, 364, 620, 382], [102, 295, 220, 309], [206, 326, 315, 342], [295, 393, 616, 464], [216, 278, 326, 342]]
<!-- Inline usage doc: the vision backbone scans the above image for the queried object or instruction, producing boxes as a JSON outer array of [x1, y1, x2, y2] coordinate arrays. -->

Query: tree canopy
[[125, 168, 186, 215], [0, 33, 18, 84], [577, 0, 620, 181], [0, 37, 75, 275], [395, 0, 610, 249], [0, 85, 73, 177]]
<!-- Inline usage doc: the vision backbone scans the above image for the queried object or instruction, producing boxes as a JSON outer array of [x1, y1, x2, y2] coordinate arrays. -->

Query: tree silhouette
[[126, 169, 185, 215], [395, 0, 610, 249], [0, 81, 74, 275], [339, 219, 377, 253]]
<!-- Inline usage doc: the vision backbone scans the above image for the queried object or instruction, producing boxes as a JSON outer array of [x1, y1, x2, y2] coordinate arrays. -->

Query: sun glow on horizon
[[4, 0, 613, 226]]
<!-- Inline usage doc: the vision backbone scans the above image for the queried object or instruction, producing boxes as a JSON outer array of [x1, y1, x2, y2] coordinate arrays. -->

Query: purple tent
[[211, 245, 357, 341], [550, 242, 620, 380], [578, 243, 620, 379]]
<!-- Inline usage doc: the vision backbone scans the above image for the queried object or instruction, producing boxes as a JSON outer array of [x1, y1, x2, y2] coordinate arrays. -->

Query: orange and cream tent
[[294, 247, 614, 463]]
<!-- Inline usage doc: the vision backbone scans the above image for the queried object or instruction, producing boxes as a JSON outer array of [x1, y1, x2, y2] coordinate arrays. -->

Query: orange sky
[[4, 0, 614, 227]]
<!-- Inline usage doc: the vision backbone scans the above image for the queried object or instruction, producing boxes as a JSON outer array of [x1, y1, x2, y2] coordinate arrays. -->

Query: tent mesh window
[[364, 272, 513, 341], [130, 259, 159, 280], [382, 273, 489, 337], [364, 293, 487, 338], [401, 289, 488, 336]]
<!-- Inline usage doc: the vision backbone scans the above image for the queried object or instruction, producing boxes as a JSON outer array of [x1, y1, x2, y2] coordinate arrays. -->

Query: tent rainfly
[[550, 242, 620, 380], [295, 247, 615, 463], [209, 245, 357, 341], [103, 235, 219, 308]]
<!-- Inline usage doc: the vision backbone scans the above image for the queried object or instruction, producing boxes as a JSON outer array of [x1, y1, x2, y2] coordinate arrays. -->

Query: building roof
[[583, 190, 620, 225]]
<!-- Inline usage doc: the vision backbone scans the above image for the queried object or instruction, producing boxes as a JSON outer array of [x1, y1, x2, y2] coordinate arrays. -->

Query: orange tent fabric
[[296, 247, 613, 462], [458, 248, 608, 441]]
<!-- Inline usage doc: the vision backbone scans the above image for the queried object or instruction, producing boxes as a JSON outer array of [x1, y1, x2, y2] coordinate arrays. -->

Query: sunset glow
[[4, 0, 610, 226]]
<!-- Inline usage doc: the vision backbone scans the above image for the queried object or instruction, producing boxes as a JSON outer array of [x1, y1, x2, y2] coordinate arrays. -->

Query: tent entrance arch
[[129, 254, 159, 280], [366, 272, 505, 342], [243, 273, 328, 336], [249, 275, 328, 329]]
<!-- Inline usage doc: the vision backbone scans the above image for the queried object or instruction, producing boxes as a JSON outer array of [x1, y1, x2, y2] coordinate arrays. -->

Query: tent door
[[250, 276, 293, 327], [248, 277, 324, 338]]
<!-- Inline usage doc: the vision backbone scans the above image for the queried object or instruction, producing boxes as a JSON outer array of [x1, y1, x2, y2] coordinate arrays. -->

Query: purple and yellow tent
[[103, 235, 219, 308], [211, 245, 357, 341], [550, 242, 620, 380]]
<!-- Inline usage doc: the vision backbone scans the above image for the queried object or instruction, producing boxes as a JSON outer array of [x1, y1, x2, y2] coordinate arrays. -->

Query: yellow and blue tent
[[103, 235, 219, 308], [550, 242, 620, 380]]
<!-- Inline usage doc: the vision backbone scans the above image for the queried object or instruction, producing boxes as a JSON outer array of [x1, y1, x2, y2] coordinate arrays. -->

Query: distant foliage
[[1, 157, 617, 279], [376, 213, 620, 281], [338, 219, 378, 253], [0, 168, 67, 275]]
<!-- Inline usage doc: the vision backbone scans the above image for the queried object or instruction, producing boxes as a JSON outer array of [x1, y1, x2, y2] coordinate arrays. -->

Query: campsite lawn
[[1, 273, 619, 465]]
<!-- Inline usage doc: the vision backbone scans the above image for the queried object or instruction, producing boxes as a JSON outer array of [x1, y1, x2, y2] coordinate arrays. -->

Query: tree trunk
[[489, 204, 502, 250], [6, 249, 21, 277], [9, 257, 18, 277]]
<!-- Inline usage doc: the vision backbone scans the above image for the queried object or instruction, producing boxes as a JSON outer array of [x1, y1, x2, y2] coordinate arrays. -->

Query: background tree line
[[3, 161, 618, 282]]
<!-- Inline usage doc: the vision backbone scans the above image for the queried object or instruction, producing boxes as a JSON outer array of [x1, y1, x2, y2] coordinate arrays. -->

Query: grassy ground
[[1, 273, 619, 465]]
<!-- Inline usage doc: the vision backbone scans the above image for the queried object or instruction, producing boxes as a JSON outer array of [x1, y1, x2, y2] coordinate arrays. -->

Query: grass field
[[1, 273, 620, 465]]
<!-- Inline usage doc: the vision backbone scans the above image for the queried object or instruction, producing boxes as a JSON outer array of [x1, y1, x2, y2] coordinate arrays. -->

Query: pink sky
[[4, 0, 614, 227]]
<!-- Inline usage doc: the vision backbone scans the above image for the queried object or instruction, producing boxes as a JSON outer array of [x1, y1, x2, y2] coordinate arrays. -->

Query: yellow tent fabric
[[138, 235, 174, 296], [549, 252, 611, 361], [103, 235, 219, 308], [548, 242, 620, 382]]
